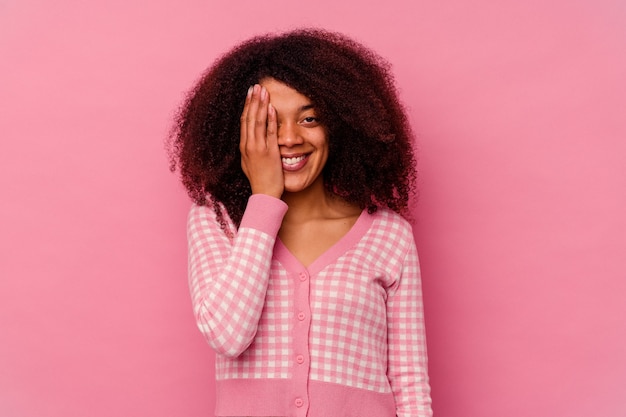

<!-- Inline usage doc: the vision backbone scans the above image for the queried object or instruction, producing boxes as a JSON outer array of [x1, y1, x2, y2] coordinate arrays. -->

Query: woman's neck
[[281, 177, 360, 223]]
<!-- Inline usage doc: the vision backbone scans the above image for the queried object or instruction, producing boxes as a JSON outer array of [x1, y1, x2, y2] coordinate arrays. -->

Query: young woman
[[168, 29, 432, 417]]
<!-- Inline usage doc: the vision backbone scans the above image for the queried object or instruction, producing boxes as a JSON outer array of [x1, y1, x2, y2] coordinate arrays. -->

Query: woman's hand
[[240, 84, 284, 199]]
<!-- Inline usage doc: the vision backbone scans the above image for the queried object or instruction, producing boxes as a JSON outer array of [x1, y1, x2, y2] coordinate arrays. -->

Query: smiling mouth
[[282, 155, 306, 165], [281, 154, 309, 171]]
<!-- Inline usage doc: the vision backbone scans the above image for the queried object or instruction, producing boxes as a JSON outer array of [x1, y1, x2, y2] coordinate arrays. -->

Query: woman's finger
[[252, 85, 269, 149], [239, 85, 253, 154], [243, 84, 261, 153], [266, 103, 278, 152], [245, 84, 263, 151]]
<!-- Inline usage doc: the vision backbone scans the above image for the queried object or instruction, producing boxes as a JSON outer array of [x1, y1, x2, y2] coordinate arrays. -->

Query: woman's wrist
[[240, 194, 288, 236]]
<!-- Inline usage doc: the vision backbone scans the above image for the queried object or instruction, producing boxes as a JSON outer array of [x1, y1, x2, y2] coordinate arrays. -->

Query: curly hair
[[167, 28, 416, 229]]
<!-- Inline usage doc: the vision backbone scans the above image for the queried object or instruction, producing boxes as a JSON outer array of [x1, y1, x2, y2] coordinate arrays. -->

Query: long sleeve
[[386, 238, 433, 417], [187, 194, 288, 357]]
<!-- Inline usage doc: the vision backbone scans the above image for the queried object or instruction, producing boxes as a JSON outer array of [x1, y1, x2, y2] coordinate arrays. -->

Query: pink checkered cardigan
[[187, 194, 432, 417]]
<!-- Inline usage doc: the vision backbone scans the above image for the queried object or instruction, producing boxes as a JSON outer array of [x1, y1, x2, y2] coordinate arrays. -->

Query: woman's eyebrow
[[299, 104, 315, 112]]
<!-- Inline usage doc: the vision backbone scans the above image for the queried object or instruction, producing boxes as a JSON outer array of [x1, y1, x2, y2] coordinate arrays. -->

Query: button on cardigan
[[187, 194, 432, 417]]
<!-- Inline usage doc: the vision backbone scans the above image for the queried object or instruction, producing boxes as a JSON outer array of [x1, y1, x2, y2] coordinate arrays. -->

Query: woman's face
[[260, 78, 329, 194]]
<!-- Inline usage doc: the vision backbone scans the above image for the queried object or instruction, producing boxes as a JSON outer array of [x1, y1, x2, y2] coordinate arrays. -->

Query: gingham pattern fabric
[[187, 194, 432, 417], [187, 196, 288, 358]]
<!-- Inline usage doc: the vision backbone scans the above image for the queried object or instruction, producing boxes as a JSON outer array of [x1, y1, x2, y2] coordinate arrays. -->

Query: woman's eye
[[302, 117, 318, 124]]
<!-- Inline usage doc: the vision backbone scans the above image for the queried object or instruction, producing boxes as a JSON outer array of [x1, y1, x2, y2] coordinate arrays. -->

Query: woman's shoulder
[[358, 207, 416, 257], [354, 208, 417, 274], [187, 201, 237, 237], [369, 207, 415, 238], [188, 201, 219, 224]]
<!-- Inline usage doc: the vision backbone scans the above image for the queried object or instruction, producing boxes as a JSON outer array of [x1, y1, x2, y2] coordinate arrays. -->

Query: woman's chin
[[282, 176, 322, 195]]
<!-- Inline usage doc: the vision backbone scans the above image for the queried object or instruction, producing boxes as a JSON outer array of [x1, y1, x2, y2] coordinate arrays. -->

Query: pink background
[[1, 0, 625, 416]]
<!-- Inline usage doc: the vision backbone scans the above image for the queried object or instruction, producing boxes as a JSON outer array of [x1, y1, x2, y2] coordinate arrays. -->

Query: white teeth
[[282, 155, 306, 165]]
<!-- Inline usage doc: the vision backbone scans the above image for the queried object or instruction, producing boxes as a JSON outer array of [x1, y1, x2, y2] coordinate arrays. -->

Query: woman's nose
[[277, 123, 303, 147]]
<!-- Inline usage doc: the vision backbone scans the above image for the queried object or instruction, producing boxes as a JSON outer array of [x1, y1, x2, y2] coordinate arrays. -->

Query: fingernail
[[247, 86, 253, 97], [260, 86, 267, 100]]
